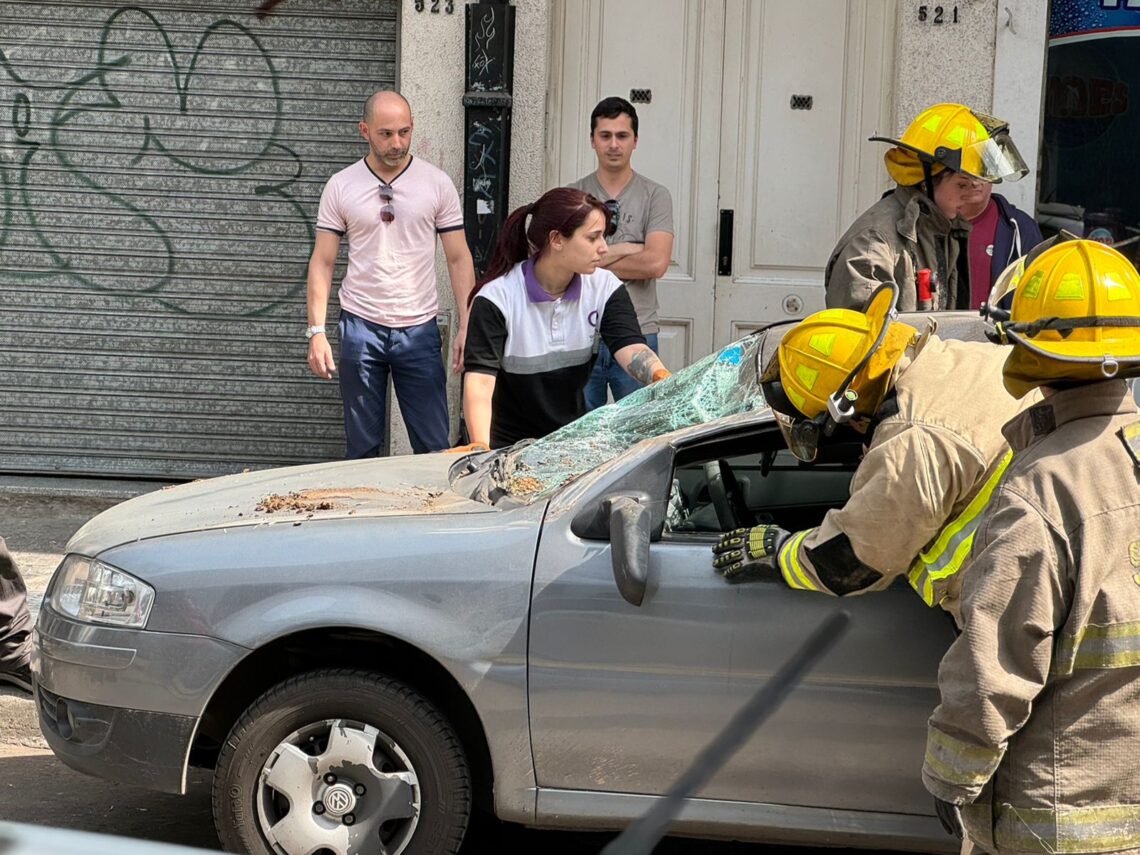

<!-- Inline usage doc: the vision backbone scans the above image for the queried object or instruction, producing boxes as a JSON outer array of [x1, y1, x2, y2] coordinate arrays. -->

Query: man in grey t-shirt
[[570, 96, 674, 408]]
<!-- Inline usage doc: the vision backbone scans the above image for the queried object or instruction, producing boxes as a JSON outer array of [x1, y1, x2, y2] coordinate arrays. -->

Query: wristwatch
[[305, 324, 326, 340]]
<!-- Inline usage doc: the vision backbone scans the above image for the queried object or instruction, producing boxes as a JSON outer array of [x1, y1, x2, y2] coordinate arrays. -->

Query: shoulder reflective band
[[907, 450, 1014, 607], [778, 528, 819, 591]]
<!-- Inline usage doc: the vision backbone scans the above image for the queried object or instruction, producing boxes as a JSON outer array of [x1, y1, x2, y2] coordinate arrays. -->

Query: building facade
[[0, 0, 1056, 475]]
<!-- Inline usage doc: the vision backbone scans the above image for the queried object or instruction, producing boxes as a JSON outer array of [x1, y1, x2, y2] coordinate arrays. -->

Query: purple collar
[[523, 257, 582, 302]]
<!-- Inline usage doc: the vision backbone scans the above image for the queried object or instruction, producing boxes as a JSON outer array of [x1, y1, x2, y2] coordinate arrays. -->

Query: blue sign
[[1051, 0, 1140, 41]]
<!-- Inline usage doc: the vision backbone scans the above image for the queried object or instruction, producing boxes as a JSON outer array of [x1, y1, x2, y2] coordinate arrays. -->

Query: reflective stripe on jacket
[[778, 528, 816, 591], [906, 450, 1013, 608], [923, 382, 1140, 855], [775, 334, 1036, 625]]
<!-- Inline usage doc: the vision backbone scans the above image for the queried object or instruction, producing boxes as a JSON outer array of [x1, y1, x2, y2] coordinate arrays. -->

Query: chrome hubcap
[[256, 719, 420, 855]]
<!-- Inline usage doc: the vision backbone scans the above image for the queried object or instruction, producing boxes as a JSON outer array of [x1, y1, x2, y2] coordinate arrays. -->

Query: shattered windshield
[[460, 335, 768, 504]]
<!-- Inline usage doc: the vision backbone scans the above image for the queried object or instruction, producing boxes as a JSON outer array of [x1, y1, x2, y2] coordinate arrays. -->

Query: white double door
[[551, 0, 897, 369]]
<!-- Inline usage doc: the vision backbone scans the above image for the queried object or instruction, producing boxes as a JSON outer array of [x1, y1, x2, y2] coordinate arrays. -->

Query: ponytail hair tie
[[526, 202, 536, 216]]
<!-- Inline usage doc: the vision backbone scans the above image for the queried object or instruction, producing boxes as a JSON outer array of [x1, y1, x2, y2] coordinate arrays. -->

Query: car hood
[[70, 454, 494, 557]]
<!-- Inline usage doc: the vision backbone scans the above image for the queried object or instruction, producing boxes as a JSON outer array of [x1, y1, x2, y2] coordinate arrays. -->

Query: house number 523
[[918, 4, 960, 23], [414, 0, 455, 12]]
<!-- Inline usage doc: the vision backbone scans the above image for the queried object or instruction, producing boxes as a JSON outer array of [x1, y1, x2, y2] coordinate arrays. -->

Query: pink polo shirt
[[316, 156, 464, 327]]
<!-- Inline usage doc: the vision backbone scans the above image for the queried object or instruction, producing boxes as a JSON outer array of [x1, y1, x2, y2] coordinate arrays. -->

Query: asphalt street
[[0, 485, 909, 854]]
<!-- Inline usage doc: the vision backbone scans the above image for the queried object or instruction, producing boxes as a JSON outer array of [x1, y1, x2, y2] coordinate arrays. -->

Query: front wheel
[[213, 669, 470, 855]]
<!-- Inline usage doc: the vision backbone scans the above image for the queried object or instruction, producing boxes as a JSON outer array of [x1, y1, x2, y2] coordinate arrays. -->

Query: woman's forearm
[[614, 344, 669, 385], [462, 372, 497, 446]]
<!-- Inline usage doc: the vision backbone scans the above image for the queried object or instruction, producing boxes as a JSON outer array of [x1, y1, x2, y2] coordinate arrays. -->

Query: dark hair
[[472, 188, 614, 299], [590, 96, 638, 136]]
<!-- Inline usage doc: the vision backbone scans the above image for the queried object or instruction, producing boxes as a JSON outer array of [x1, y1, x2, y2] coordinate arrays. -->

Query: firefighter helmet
[[874, 103, 1029, 185], [985, 230, 1083, 317], [998, 240, 1140, 397], [761, 284, 917, 461]]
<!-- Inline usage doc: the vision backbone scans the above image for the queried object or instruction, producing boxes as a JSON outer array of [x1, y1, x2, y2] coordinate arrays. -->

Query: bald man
[[307, 91, 476, 456]]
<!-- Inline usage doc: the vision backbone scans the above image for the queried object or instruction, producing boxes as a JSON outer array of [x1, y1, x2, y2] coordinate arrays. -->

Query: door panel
[[712, 0, 896, 345], [528, 539, 736, 793], [528, 432, 954, 814], [551, 0, 723, 365], [551, 1, 897, 362]]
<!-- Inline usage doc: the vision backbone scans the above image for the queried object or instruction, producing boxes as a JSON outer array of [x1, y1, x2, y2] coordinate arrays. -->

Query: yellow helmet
[[761, 285, 917, 461], [873, 102, 1029, 185], [997, 240, 1140, 397], [985, 230, 1082, 318]]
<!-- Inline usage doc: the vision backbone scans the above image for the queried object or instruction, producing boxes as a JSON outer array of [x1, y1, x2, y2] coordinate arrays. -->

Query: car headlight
[[51, 555, 155, 628]]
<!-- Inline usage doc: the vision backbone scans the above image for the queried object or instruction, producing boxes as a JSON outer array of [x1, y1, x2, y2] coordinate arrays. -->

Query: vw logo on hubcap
[[322, 783, 356, 817]]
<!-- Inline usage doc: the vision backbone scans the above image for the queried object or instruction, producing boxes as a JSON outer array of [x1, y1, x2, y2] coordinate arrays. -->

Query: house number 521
[[918, 4, 960, 23]]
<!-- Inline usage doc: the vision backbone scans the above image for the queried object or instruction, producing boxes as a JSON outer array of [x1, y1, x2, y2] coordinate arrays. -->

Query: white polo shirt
[[464, 258, 645, 447], [316, 156, 464, 327]]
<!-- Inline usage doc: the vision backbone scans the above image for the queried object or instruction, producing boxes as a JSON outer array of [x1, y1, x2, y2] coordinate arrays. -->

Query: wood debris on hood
[[255, 487, 381, 514], [254, 486, 449, 515]]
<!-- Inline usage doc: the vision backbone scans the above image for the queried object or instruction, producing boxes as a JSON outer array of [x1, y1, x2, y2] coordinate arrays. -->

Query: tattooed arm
[[614, 344, 671, 385]]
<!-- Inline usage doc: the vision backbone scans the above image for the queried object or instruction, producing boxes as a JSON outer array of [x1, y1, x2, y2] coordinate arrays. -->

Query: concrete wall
[[392, 0, 551, 454], [893, 0, 999, 130], [384, 0, 1047, 454], [991, 0, 1048, 211], [891, 0, 1046, 211]]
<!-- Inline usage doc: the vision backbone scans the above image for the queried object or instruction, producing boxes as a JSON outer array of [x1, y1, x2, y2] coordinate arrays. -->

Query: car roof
[[756, 309, 989, 374], [669, 310, 993, 448]]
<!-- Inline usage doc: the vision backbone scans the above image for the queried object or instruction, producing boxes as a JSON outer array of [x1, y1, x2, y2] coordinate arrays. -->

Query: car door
[[527, 425, 955, 815]]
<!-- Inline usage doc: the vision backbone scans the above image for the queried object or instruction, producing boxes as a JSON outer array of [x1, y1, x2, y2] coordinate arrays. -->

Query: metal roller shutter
[[0, 0, 398, 478]]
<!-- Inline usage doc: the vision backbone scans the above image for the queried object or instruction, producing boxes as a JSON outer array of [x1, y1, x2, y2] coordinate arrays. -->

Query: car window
[[665, 438, 862, 538], [465, 336, 769, 505]]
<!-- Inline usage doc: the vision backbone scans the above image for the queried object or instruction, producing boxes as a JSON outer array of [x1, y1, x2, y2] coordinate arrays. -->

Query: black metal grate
[[629, 88, 652, 104], [790, 94, 813, 110]]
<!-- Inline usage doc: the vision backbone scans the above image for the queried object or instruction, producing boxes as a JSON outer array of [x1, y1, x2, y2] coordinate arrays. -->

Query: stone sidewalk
[[0, 478, 168, 748]]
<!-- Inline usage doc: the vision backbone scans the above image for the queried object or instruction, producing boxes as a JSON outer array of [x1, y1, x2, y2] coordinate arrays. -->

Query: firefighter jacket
[[825, 186, 972, 312], [923, 381, 1140, 855], [774, 331, 1036, 625]]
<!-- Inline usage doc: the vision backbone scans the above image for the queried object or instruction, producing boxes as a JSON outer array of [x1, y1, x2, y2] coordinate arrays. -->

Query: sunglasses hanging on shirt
[[379, 182, 395, 223]]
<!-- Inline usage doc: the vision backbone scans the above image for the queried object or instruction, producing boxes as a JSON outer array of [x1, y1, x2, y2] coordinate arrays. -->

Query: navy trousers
[[337, 311, 450, 456]]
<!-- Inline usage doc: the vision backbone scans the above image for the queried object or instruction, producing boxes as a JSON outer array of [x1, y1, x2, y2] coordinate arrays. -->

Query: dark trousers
[[338, 311, 450, 456], [0, 537, 32, 671]]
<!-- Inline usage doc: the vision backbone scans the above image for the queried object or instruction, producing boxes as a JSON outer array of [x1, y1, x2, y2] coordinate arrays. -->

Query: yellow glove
[[651, 367, 672, 383], [710, 525, 790, 581]]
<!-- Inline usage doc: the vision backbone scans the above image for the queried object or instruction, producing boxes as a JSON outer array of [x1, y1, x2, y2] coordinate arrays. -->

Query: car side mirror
[[607, 496, 650, 607]]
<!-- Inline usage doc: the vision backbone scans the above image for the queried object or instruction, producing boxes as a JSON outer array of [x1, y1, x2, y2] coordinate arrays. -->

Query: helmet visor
[[987, 255, 1025, 314], [775, 410, 821, 463], [961, 131, 1029, 183]]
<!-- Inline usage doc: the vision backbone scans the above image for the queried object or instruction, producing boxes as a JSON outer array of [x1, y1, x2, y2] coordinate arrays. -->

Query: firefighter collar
[[1001, 380, 1138, 452]]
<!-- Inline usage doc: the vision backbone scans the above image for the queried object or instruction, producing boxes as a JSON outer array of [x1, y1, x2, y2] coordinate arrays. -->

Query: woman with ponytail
[[459, 187, 670, 450]]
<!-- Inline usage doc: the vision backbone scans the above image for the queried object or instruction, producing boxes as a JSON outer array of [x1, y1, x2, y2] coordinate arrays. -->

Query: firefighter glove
[[711, 525, 790, 582], [934, 797, 965, 840]]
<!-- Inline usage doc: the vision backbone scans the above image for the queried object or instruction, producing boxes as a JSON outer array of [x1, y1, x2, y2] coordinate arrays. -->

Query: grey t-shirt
[[568, 171, 673, 334]]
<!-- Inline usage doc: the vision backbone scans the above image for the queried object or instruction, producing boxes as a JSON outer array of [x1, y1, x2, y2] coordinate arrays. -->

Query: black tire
[[212, 668, 470, 855]]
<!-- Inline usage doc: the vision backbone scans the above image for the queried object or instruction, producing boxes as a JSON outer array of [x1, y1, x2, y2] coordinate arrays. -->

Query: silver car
[[34, 314, 981, 855]]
